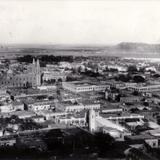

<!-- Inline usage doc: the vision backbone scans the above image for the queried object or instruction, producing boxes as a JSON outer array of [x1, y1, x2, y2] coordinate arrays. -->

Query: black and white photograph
[[0, 0, 160, 159]]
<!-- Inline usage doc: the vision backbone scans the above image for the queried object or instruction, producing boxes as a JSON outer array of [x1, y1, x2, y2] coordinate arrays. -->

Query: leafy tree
[[133, 75, 145, 83], [17, 55, 35, 63], [153, 74, 160, 78], [116, 74, 131, 82], [132, 91, 139, 96], [94, 132, 115, 157], [128, 65, 138, 73]]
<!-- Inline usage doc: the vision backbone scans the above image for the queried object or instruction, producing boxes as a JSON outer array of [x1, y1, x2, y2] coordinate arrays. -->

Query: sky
[[0, 0, 160, 45]]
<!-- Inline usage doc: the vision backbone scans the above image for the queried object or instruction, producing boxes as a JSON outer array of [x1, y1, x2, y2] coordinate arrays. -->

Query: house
[[0, 89, 11, 102], [12, 101, 24, 111], [0, 139, 16, 146], [0, 129, 3, 137], [0, 103, 14, 113], [7, 123, 19, 132], [36, 110, 68, 120], [9, 111, 36, 119], [57, 100, 100, 112], [120, 96, 143, 104], [31, 115, 45, 123], [101, 105, 123, 114], [25, 100, 55, 111], [125, 148, 157, 160], [37, 85, 57, 91], [57, 112, 86, 127], [125, 134, 159, 148]]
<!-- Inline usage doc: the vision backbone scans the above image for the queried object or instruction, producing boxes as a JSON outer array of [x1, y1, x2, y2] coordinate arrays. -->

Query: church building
[[0, 59, 41, 88]]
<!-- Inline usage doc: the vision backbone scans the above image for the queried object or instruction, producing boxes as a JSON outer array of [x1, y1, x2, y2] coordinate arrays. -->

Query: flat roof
[[64, 81, 110, 87], [9, 111, 36, 117], [125, 134, 156, 140], [8, 88, 56, 96]]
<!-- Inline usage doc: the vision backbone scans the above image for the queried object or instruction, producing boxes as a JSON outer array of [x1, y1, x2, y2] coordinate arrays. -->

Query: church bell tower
[[32, 58, 41, 86]]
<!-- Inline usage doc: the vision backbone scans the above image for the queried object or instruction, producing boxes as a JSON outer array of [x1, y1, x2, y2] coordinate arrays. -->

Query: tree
[[132, 91, 139, 96], [17, 55, 34, 63], [94, 132, 115, 157], [57, 78, 62, 83], [153, 74, 160, 78], [143, 101, 149, 106], [128, 65, 138, 73], [133, 75, 145, 83], [116, 74, 131, 82]]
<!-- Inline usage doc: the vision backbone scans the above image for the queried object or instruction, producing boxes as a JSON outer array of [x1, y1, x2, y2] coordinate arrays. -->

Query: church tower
[[89, 109, 96, 133], [32, 58, 41, 86], [32, 58, 36, 73], [35, 59, 41, 86], [33, 58, 35, 65]]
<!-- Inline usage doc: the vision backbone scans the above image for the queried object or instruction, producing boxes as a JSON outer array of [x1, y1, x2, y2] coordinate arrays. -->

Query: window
[[153, 142, 156, 147]]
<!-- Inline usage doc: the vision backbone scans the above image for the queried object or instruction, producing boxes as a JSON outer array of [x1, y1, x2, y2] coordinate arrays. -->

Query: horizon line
[[1, 41, 160, 47]]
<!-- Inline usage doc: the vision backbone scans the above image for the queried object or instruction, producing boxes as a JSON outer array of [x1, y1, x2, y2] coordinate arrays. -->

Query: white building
[[0, 104, 14, 113], [101, 107, 123, 114], [59, 62, 72, 69], [9, 111, 36, 119], [62, 81, 110, 93], [37, 85, 57, 91], [0, 101, 24, 113], [0, 89, 10, 102], [128, 84, 160, 92], [107, 65, 127, 72], [57, 101, 100, 112], [57, 113, 86, 127], [145, 66, 157, 72], [37, 110, 68, 120], [26, 100, 54, 111], [32, 115, 45, 123], [43, 71, 66, 82]]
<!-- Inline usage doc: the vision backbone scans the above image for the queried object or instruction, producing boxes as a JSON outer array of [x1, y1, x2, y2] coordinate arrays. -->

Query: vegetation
[[133, 75, 145, 83], [17, 55, 74, 64], [0, 129, 127, 159], [128, 65, 138, 73]]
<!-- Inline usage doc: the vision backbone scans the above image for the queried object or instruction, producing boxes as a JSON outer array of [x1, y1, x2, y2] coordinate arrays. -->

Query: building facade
[[62, 81, 110, 93], [0, 59, 41, 88], [128, 84, 160, 92]]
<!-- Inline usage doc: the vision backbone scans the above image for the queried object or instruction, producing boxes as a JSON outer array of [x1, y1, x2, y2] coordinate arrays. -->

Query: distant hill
[[116, 42, 160, 52], [102, 42, 160, 58]]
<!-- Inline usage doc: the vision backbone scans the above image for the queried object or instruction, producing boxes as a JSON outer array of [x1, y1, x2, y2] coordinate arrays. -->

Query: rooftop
[[64, 80, 110, 87]]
